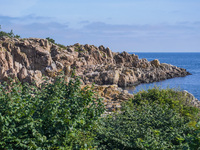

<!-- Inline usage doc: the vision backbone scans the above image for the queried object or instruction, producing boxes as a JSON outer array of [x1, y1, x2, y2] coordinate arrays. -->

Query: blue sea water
[[126, 53, 200, 100]]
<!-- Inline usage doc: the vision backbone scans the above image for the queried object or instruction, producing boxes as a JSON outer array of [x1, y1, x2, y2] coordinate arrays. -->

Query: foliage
[[186, 121, 200, 149], [96, 103, 200, 149], [95, 88, 200, 149], [132, 87, 200, 120], [0, 74, 104, 149], [0, 25, 20, 38], [46, 37, 66, 49], [46, 37, 56, 44]]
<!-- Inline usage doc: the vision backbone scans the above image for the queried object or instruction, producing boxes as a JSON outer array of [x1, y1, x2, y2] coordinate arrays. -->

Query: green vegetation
[[0, 25, 20, 38], [0, 71, 199, 149], [95, 88, 200, 149], [0, 25, 199, 148], [132, 88, 200, 120], [46, 37, 66, 49], [96, 104, 200, 149], [46, 37, 56, 44], [0, 74, 104, 149], [74, 45, 82, 52]]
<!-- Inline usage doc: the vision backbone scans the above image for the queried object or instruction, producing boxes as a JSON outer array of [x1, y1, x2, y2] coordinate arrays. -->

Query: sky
[[0, 0, 200, 52]]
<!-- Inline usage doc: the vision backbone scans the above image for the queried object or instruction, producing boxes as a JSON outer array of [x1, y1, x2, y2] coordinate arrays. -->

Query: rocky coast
[[0, 36, 196, 111]]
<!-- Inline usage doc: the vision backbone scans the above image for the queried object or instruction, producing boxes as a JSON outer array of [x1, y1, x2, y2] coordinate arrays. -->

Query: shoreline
[[0, 36, 196, 111]]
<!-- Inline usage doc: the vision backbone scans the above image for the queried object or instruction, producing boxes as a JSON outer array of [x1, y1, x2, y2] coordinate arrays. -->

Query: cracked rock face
[[0, 37, 191, 87], [0, 37, 193, 112]]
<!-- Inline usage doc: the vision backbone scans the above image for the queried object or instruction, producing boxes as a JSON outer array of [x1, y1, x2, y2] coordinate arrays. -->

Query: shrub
[[0, 25, 20, 38], [95, 88, 200, 149], [46, 37, 55, 44], [46, 37, 66, 49], [96, 103, 199, 150], [0, 75, 104, 149], [132, 87, 200, 120]]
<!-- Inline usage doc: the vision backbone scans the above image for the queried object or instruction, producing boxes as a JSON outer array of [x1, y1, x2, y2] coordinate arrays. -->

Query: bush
[[0, 25, 20, 38], [95, 88, 200, 149], [0, 75, 104, 149], [96, 104, 200, 150], [46, 37, 55, 44], [132, 87, 200, 120], [1, 75, 199, 149], [46, 37, 66, 49]]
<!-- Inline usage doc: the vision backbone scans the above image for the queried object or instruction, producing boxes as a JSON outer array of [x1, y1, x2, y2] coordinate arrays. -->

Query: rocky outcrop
[[182, 90, 200, 108], [82, 84, 134, 112], [0, 36, 191, 87], [0, 36, 194, 112]]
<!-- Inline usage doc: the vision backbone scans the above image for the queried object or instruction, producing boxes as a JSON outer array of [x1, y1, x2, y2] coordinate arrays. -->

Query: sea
[[126, 52, 200, 100]]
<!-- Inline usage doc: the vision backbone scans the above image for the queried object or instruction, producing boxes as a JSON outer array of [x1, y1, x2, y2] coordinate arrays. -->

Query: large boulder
[[151, 59, 160, 67]]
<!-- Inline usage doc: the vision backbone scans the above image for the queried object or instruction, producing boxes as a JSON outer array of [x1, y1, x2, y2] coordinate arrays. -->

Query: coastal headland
[[1, 36, 200, 149], [0, 37, 196, 111]]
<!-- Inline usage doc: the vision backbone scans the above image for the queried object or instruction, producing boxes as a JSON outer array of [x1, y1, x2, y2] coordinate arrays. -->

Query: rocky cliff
[[0, 36, 194, 112], [0, 36, 191, 87]]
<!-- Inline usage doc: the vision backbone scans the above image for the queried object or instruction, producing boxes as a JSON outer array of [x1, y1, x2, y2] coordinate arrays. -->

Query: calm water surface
[[126, 53, 200, 100]]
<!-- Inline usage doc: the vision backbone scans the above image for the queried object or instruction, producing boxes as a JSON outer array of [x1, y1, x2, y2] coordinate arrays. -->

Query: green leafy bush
[[95, 88, 200, 149], [96, 103, 199, 150], [0, 71, 199, 149], [186, 121, 200, 149], [0, 75, 104, 149], [132, 87, 200, 120]]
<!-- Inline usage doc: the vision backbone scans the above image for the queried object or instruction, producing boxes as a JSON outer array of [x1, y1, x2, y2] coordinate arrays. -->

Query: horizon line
[[127, 51, 200, 53]]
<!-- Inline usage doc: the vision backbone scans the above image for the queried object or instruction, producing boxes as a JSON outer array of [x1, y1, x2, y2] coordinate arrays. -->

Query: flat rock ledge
[[0, 37, 193, 111]]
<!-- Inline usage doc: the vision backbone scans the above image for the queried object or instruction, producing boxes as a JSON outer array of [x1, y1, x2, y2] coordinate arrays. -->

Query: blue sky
[[0, 0, 200, 52]]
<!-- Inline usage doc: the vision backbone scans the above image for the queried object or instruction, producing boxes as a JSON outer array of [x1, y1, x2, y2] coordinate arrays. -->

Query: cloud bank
[[0, 15, 200, 52]]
